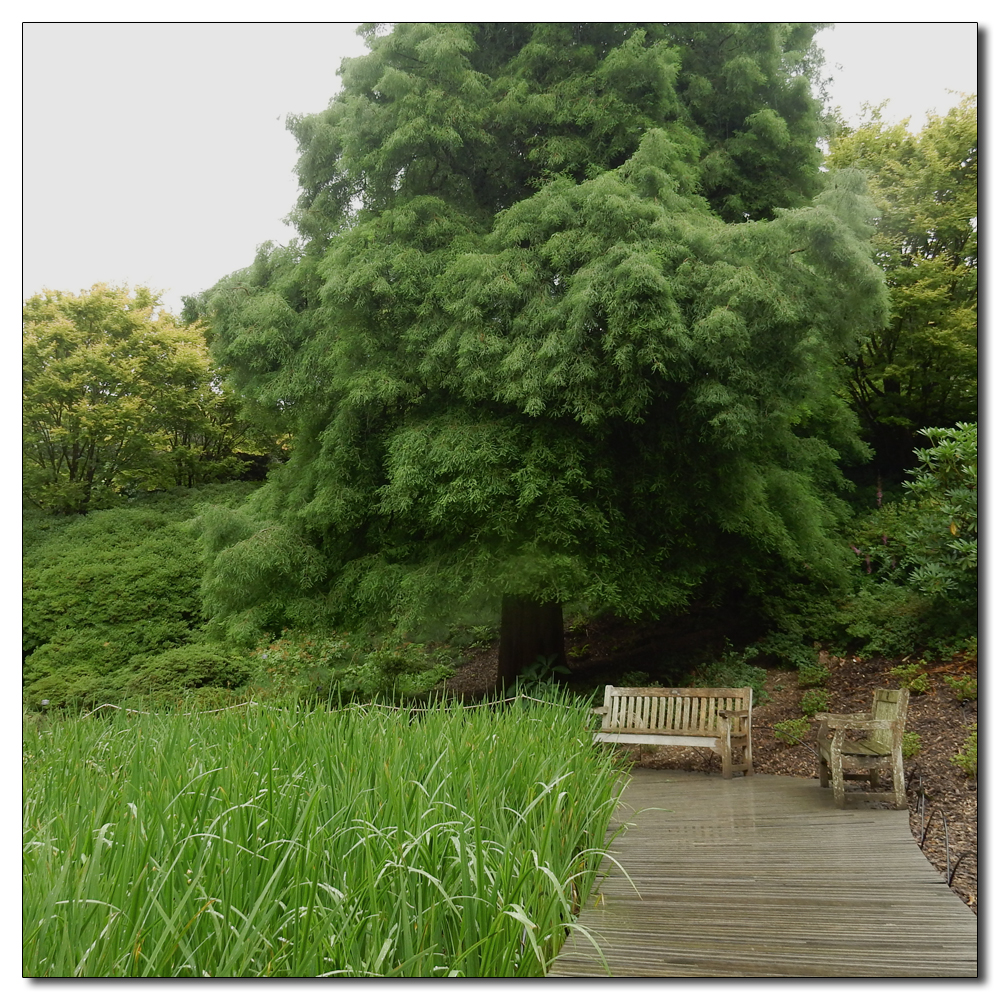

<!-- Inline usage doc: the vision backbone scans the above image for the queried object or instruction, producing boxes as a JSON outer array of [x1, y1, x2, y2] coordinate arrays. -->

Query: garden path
[[548, 769, 977, 977]]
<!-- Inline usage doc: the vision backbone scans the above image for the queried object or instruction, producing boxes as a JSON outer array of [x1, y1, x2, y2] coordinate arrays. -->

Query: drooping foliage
[[826, 97, 977, 478], [189, 23, 888, 655], [22, 284, 274, 514]]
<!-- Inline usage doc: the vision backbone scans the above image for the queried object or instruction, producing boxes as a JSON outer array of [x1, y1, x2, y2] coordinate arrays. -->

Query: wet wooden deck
[[548, 769, 977, 977]]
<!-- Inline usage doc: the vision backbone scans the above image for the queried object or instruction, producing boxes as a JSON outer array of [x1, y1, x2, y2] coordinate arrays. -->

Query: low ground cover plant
[[23, 695, 625, 977], [951, 725, 977, 778]]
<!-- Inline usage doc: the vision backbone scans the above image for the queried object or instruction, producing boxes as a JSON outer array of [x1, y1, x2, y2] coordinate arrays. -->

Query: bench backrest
[[600, 686, 752, 736], [868, 687, 909, 755]]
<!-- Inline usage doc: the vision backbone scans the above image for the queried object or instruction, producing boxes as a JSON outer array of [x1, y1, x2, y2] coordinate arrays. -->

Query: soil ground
[[440, 614, 978, 914]]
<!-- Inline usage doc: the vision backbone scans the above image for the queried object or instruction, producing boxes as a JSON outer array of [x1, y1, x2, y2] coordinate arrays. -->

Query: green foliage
[[833, 423, 976, 658], [669, 22, 828, 221], [191, 22, 889, 641], [827, 98, 977, 473], [685, 643, 769, 706], [248, 630, 455, 705], [821, 581, 949, 659], [902, 423, 977, 603], [22, 484, 257, 709], [618, 670, 653, 687], [517, 655, 572, 690], [23, 699, 626, 976], [122, 646, 249, 705], [942, 674, 977, 703], [950, 725, 977, 778], [754, 627, 823, 674], [799, 689, 829, 716], [889, 663, 931, 695], [364, 643, 457, 700], [901, 731, 922, 759], [22, 285, 271, 514], [797, 660, 829, 689], [773, 717, 810, 745]]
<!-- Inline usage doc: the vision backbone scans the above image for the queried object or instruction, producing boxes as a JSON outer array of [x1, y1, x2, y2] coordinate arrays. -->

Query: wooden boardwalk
[[548, 769, 977, 977]]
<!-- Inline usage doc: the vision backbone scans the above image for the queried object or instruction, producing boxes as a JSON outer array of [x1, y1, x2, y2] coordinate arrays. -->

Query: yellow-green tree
[[826, 96, 977, 478], [23, 284, 264, 513]]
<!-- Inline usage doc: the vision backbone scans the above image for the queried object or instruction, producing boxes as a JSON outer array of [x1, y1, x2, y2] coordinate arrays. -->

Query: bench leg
[[720, 740, 732, 779], [819, 755, 830, 788]]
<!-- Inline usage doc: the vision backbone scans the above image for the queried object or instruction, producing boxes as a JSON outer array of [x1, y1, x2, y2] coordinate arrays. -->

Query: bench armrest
[[718, 708, 749, 718], [592, 707, 609, 716]]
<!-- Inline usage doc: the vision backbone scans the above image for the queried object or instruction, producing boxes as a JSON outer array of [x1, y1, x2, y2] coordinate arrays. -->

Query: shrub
[[618, 670, 653, 687], [797, 661, 829, 689], [826, 581, 942, 658], [23, 484, 257, 709], [123, 646, 250, 704], [901, 731, 922, 759], [951, 725, 977, 777], [249, 630, 455, 705], [903, 423, 977, 604], [773, 717, 810, 745], [754, 628, 823, 673], [685, 642, 768, 706], [365, 642, 456, 700], [800, 690, 830, 716], [889, 663, 931, 694], [942, 674, 977, 702]]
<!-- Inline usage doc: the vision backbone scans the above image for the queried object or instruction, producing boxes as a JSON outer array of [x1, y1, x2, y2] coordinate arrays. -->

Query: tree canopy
[[826, 96, 977, 478], [23, 284, 272, 513], [190, 23, 888, 674]]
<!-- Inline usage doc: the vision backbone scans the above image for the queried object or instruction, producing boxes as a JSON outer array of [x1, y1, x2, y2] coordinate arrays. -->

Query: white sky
[[22, 20, 980, 316]]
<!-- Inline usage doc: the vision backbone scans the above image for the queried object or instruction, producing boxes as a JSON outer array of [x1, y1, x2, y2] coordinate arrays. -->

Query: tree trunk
[[496, 595, 566, 690]]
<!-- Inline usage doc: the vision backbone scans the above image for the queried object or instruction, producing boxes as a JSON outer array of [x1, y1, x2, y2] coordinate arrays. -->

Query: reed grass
[[23, 694, 626, 977]]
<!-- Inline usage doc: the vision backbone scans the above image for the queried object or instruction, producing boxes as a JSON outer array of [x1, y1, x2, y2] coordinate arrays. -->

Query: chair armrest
[[815, 712, 871, 727]]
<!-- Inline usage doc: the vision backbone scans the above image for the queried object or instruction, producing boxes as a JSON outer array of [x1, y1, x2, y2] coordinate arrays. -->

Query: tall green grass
[[23, 694, 626, 977]]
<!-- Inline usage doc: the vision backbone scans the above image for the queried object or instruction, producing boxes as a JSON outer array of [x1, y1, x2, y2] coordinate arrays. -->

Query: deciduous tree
[[23, 284, 269, 513], [826, 97, 977, 479]]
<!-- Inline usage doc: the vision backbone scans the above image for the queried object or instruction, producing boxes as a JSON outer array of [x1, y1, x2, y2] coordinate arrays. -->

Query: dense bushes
[[22, 422, 976, 712], [23, 484, 464, 710], [22, 484, 257, 709], [246, 630, 456, 705]]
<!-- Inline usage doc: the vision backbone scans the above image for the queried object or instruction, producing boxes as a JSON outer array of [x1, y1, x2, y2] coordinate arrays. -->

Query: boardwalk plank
[[548, 770, 977, 978]]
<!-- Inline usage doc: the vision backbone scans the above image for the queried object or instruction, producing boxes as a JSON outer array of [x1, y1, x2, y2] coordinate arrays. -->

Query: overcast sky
[[22, 21, 980, 316]]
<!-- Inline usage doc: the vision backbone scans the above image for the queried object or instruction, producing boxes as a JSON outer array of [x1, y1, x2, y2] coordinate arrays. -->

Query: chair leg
[[831, 757, 846, 808], [891, 751, 907, 809]]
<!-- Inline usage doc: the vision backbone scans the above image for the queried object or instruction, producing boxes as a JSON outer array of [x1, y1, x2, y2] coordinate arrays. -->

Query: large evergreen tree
[[192, 22, 887, 684]]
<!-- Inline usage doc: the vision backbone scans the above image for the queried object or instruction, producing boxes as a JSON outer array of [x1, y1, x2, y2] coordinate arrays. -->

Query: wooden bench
[[592, 685, 753, 778], [816, 687, 909, 808]]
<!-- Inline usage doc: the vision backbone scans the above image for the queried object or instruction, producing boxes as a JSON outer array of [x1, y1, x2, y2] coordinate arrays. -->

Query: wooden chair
[[816, 688, 909, 808]]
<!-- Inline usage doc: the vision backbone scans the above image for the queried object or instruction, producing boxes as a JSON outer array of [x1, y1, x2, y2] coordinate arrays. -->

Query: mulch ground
[[440, 625, 978, 915]]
